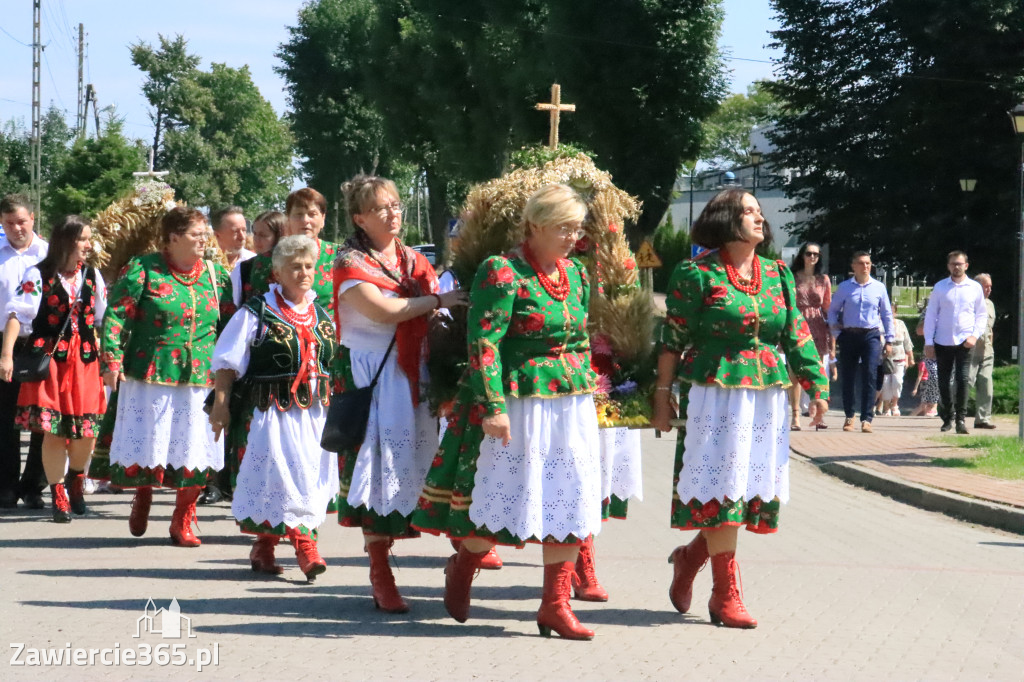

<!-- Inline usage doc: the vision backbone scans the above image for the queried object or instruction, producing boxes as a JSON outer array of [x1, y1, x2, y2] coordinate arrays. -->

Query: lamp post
[[1009, 102, 1024, 439], [750, 147, 763, 196]]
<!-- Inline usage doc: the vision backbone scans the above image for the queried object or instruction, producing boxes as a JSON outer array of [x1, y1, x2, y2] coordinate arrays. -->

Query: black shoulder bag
[[320, 334, 397, 453], [12, 278, 80, 383]]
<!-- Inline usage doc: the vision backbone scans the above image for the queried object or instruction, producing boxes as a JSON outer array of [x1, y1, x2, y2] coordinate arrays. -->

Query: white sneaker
[[893, 407, 901, 416]]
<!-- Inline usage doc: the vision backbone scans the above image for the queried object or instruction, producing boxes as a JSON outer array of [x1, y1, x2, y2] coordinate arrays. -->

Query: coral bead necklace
[[721, 250, 762, 295], [165, 254, 204, 287], [523, 241, 569, 301], [274, 290, 315, 328]]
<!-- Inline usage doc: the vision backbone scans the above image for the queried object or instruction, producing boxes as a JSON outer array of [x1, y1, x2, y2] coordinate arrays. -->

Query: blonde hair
[[520, 184, 587, 235], [341, 174, 400, 231]]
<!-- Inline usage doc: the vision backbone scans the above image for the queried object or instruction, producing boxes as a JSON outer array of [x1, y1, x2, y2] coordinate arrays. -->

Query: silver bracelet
[[654, 386, 673, 392]]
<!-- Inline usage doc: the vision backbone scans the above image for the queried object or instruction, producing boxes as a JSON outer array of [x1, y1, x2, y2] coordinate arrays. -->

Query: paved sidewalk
[[790, 411, 1024, 532]]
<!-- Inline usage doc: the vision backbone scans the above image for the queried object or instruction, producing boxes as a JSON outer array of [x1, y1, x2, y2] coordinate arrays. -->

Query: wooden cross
[[133, 147, 170, 180], [535, 83, 576, 149]]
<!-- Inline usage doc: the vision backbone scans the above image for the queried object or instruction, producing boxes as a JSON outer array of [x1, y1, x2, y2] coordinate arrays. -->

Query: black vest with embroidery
[[27, 267, 99, 364], [242, 295, 336, 411]]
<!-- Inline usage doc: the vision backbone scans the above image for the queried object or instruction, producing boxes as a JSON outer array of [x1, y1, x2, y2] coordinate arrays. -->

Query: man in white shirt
[[0, 194, 49, 509], [923, 250, 988, 434], [212, 206, 256, 273]]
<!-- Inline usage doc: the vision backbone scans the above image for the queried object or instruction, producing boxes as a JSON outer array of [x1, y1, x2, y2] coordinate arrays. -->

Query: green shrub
[[991, 365, 1019, 415], [652, 212, 691, 293]]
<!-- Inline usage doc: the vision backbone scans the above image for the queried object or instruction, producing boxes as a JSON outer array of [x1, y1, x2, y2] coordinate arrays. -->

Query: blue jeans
[[837, 330, 882, 422]]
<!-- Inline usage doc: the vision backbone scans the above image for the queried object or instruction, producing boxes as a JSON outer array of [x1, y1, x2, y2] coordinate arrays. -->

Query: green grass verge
[[929, 435, 1024, 480]]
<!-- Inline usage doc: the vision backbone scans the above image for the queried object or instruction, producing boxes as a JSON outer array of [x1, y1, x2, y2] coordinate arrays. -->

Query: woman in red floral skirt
[[0, 215, 107, 522]]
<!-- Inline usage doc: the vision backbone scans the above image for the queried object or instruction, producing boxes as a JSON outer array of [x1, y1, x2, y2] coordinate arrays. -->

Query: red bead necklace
[[165, 253, 204, 287], [523, 241, 570, 301], [721, 251, 762, 295], [275, 290, 315, 328]]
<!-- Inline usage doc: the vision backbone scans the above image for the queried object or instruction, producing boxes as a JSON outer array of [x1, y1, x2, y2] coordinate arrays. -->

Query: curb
[[790, 451, 1024, 535]]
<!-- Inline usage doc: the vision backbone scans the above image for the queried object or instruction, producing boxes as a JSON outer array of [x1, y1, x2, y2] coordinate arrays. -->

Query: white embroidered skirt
[[679, 384, 789, 504], [232, 402, 340, 531], [109, 378, 223, 473], [345, 348, 436, 518], [469, 394, 603, 543], [599, 426, 644, 503]]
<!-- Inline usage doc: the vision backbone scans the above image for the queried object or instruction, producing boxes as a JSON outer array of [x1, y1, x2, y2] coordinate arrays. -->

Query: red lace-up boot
[[50, 483, 72, 523], [451, 537, 503, 570], [536, 561, 595, 640], [668, 533, 709, 613], [572, 537, 608, 602], [708, 551, 758, 629], [367, 539, 409, 613], [288, 529, 326, 581], [443, 545, 488, 623], [65, 470, 86, 515], [128, 486, 153, 537], [169, 487, 202, 547], [250, 534, 284, 575]]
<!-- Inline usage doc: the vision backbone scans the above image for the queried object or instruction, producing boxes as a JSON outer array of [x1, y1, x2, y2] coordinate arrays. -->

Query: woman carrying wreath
[[100, 207, 234, 547], [412, 184, 603, 641], [210, 235, 339, 580], [332, 174, 467, 613], [652, 189, 829, 629], [0, 216, 107, 522]]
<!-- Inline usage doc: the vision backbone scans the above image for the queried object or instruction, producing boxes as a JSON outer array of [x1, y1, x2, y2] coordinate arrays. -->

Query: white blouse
[[6, 266, 107, 337], [335, 280, 398, 351]]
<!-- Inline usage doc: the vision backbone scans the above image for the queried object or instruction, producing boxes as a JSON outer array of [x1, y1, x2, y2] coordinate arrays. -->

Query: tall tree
[[39, 105, 76, 221], [0, 119, 31, 199], [129, 35, 201, 164], [700, 81, 781, 169], [767, 0, 1024, 294], [48, 116, 146, 219]]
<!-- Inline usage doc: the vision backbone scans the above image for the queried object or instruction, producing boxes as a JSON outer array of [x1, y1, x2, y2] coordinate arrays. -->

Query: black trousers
[[0, 374, 45, 498], [934, 342, 972, 423]]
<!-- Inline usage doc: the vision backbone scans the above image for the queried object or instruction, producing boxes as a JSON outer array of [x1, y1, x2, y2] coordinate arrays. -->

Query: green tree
[[48, 116, 146, 219], [39, 105, 76, 221], [0, 119, 31, 198], [700, 81, 781, 169], [129, 34, 201, 164]]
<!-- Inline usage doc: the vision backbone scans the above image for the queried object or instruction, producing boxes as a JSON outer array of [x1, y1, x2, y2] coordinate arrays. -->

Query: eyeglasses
[[805, 252, 820, 258], [366, 202, 405, 217], [949, 261, 967, 267], [553, 224, 584, 239]]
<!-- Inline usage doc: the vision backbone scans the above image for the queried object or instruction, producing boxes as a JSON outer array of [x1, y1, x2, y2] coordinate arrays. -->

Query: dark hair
[[791, 242, 823, 274], [947, 249, 967, 263], [0, 193, 32, 216], [253, 210, 285, 240], [850, 250, 871, 263], [690, 188, 773, 251], [161, 206, 206, 244], [211, 206, 246, 232], [286, 187, 327, 217], [37, 215, 89, 281]]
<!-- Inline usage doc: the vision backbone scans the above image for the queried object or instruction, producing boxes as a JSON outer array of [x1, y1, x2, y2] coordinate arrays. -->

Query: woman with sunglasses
[[788, 242, 834, 430]]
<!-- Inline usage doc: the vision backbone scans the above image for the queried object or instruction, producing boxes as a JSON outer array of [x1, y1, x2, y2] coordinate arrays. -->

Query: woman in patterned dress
[[412, 184, 603, 641], [788, 242, 834, 430], [332, 174, 467, 613], [100, 207, 234, 547], [210, 236, 339, 580], [0, 216, 107, 522], [652, 189, 829, 629]]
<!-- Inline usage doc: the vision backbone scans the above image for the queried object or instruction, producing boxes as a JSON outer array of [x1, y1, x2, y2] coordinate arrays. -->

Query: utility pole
[[84, 84, 100, 137], [30, 0, 42, 217], [77, 23, 84, 139]]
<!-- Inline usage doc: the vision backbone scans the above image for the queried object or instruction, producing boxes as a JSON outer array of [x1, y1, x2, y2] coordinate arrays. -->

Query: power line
[[0, 25, 31, 47], [42, 51, 68, 112]]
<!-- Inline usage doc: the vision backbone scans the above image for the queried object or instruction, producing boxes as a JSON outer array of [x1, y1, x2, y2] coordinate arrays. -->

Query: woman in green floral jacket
[[412, 184, 602, 641], [100, 207, 234, 547], [652, 189, 829, 629]]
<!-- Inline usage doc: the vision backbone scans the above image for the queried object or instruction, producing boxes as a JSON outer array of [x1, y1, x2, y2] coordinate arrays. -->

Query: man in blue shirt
[[828, 251, 894, 432]]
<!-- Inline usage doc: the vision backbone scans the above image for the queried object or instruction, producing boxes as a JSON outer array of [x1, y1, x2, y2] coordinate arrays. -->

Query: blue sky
[[0, 1, 780, 145]]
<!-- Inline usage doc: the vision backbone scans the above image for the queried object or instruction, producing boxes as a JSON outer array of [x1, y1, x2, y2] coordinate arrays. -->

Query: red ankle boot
[[367, 540, 408, 613], [250, 534, 284, 575], [537, 561, 595, 640], [668, 533, 709, 613], [50, 483, 72, 524], [288, 529, 326, 581], [708, 551, 757, 629], [65, 470, 86, 515], [572, 537, 608, 602], [169, 487, 202, 547], [451, 537, 502, 570], [128, 486, 153, 537], [444, 545, 488, 623]]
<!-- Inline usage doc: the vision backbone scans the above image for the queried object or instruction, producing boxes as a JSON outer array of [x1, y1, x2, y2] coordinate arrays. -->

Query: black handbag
[[320, 334, 397, 453], [11, 282, 79, 383], [881, 356, 896, 375]]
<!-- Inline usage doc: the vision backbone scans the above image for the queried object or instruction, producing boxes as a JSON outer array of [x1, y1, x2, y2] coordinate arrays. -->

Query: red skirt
[[16, 332, 106, 440]]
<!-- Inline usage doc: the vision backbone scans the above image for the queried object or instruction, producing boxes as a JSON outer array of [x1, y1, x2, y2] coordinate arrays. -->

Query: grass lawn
[[929, 435, 1024, 480]]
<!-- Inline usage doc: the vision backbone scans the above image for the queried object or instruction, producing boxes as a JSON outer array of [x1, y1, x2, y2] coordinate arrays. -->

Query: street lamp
[[1010, 102, 1024, 439], [750, 147, 763, 196]]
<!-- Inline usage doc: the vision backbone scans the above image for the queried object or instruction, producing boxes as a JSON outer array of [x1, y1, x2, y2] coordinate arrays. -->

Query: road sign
[[635, 240, 662, 268]]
